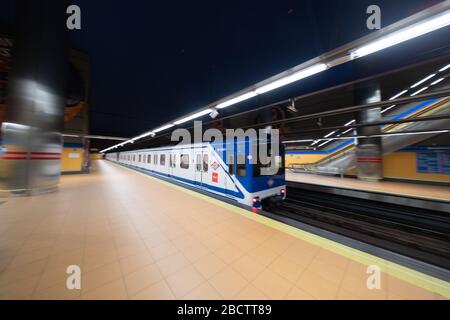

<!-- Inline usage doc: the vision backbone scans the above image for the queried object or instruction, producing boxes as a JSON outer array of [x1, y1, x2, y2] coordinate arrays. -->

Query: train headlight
[[252, 196, 261, 209]]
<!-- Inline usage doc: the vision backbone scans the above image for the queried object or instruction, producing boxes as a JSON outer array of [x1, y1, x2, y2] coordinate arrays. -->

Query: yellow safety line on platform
[[113, 161, 450, 298]]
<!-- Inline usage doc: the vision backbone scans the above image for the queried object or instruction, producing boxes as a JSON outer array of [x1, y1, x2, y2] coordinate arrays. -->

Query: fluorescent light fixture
[[324, 130, 338, 138], [140, 131, 154, 138], [173, 109, 213, 125], [351, 11, 450, 58], [439, 64, 450, 72], [374, 130, 449, 137], [255, 64, 328, 95], [283, 139, 314, 143], [100, 124, 173, 153], [318, 140, 332, 148], [381, 105, 397, 114], [344, 120, 355, 126], [153, 124, 174, 133], [342, 128, 355, 135], [410, 86, 428, 96], [430, 78, 445, 86], [216, 63, 327, 108], [410, 74, 436, 88], [310, 140, 320, 146], [216, 92, 257, 109], [389, 90, 408, 100]]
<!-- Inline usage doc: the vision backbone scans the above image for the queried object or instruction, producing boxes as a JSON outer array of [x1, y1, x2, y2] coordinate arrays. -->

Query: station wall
[[61, 144, 85, 173], [89, 153, 103, 160], [383, 151, 450, 183], [286, 147, 450, 184]]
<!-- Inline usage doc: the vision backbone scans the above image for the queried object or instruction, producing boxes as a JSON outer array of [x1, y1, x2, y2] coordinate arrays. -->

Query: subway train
[[105, 138, 286, 208]]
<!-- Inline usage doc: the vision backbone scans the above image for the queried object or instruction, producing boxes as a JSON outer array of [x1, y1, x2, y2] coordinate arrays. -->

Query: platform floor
[[286, 172, 450, 202], [0, 160, 447, 300]]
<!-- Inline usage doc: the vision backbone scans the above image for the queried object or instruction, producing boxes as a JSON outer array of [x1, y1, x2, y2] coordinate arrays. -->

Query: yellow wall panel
[[286, 151, 450, 183], [285, 154, 327, 166], [61, 147, 84, 173], [89, 153, 103, 160], [383, 152, 450, 183]]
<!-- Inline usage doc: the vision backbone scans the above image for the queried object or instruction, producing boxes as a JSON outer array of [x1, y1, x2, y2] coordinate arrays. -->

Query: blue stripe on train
[[119, 162, 246, 199]]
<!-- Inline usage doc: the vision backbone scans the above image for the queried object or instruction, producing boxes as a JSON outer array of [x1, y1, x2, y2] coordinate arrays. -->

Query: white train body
[[105, 141, 286, 208]]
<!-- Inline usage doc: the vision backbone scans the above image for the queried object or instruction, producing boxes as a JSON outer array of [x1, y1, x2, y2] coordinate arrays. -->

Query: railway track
[[268, 184, 450, 270]]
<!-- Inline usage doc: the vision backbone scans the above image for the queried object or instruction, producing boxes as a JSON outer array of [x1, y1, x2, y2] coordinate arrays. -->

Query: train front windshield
[[252, 143, 285, 177]]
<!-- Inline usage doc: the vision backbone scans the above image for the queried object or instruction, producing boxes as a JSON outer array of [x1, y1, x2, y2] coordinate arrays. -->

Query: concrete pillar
[[354, 81, 383, 181], [0, 0, 69, 195]]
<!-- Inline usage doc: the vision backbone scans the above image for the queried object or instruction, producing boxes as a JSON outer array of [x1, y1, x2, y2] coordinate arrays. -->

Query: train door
[[225, 142, 236, 197], [169, 152, 175, 177], [195, 151, 203, 187]]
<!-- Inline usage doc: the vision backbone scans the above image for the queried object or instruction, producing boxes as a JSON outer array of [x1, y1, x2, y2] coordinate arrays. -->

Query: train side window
[[228, 155, 234, 175], [170, 154, 175, 168], [147, 155, 151, 163], [154, 154, 158, 165], [237, 154, 246, 177], [180, 154, 189, 169], [160, 154, 166, 166], [203, 154, 208, 172], [138, 154, 141, 162], [196, 154, 201, 172]]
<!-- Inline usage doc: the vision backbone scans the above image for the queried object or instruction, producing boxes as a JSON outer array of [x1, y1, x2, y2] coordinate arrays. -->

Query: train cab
[[213, 137, 286, 209]]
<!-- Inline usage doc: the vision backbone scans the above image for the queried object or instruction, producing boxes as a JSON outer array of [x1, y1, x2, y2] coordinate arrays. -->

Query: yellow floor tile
[[285, 286, 315, 300], [179, 243, 211, 263], [32, 281, 81, 300], [231, 255, 266, 282], [252, 269, 293, 299], [247, 245, 279, 267], [0, 274, 41, 300], [148, 242, 179, 261], [339, 273, 387, 300], [387, 275, 436, 300], [308, 258, 346, 284], [124, 263, 163, 296], [156, 252, 191, 277], [130, 280, 175, 300], [268, 255, 306, 283], [296, 269, 340, 299], [81, 261, 123, 294], [183, 282, 223, 300], [209, 267, 248, 299], [193, 253, 227, 279], [82, 279, 128, 300], [214, 244, 245, 264], [119, 251, 155, 276], [234, 284, 269, 300], [165, 265, 205, 298]]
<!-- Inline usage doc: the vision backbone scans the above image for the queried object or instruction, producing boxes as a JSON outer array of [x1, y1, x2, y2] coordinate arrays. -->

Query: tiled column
[[0, 0, 69, 195], [354, 81, 383, 181]]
